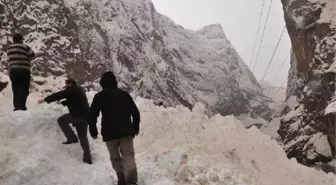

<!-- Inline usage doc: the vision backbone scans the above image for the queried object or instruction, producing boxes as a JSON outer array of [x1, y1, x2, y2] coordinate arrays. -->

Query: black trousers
[[9, 68, 30, 110], [57, 113, 92, 160]]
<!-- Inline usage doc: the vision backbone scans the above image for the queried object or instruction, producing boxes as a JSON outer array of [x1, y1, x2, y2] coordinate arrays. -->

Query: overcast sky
[[152, 0, 291, 87]]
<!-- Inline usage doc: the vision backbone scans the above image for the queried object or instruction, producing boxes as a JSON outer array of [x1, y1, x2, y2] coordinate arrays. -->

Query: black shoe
[[83, 158, 92, 164], [62, 140, 78, 145], [15, 107, 27, 111], [117, 172, 126, 185]]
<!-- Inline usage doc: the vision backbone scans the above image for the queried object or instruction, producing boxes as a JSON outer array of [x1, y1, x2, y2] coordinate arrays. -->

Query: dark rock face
[[0, 0, 272, 118], [278, 0, 335, 164]]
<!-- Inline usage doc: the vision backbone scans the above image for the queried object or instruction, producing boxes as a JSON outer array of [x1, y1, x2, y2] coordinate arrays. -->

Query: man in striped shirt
[[6, 33, 35, 111]]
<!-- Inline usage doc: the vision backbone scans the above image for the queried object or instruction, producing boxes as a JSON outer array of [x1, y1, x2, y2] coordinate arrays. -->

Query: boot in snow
[[117, 172, 126, 185], [62, 140, 78, 145], [125, 168, 138, 185], [83, 158, 92, 165]]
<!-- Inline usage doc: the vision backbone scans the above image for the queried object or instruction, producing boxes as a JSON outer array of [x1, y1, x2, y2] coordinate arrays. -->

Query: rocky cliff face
[[0, 0, 271, 118], [278, 0, 335, 164]]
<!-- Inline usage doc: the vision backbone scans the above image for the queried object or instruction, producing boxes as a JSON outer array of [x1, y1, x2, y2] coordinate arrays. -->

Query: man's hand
[[37, 99, 45, 104]]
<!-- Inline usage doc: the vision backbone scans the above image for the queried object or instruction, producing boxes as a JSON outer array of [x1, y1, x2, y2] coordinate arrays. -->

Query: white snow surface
[[314, 0, 336, 23], [0, 89, 335, 185], [324, 99, 336, 115], [303, 132, 332, 160]]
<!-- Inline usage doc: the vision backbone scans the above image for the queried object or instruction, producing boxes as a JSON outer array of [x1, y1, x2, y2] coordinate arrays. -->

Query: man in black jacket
[[38, 79, 92, 164], [89, 72, 140, 185]]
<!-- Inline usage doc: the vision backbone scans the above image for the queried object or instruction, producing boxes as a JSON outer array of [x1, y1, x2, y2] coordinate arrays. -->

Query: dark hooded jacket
[[44, 81, 90, 121], [89, 72, 140, 141]]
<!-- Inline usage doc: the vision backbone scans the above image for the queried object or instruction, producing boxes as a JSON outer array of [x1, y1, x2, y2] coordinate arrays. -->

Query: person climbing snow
[[6, 33, 35, 111], [89, 71, 141, 185], [38, 79, 92, 164]]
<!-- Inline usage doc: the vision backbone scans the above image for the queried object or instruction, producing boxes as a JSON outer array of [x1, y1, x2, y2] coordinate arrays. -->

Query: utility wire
[[252, 0, 274, 73], [273, 50, 290, 80], [261, 25, 286, 81], [249, 0, 266, 68]]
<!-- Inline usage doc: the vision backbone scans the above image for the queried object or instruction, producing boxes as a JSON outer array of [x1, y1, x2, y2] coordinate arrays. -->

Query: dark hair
[[65, 79, 77, 86], [100, 71, 117, 89], [13, 33, 24, 43]]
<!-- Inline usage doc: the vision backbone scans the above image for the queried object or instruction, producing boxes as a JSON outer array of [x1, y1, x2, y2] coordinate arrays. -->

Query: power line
[[273, 50, 290, 80], [249, 0, 266, 68], [261, 25, 286, 81], [252, 0, 274, 73]]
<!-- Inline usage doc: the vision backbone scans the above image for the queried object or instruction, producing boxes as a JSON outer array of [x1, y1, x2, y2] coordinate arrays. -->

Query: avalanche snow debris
[[0, 91, 334, 185]]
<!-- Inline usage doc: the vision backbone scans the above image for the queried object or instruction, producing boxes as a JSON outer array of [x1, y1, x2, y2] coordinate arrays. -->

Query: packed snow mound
[[0, 92, 334, 185], [0, 0, 272, 118]]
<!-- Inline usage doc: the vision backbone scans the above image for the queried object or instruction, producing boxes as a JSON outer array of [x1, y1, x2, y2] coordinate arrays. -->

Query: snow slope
[[0, 90, 334, 185]]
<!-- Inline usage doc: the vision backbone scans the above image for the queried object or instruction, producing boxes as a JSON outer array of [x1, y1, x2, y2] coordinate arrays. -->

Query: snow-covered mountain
[[277, 0, 335, 164], [260, 82, 286, 103], [0, 0, 271, 118]]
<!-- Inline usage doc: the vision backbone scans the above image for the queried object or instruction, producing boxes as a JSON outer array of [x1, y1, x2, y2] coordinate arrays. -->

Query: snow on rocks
[[0, 92, 334, 185], [279, 0, 336, 164], [0, 0, 272, 119]]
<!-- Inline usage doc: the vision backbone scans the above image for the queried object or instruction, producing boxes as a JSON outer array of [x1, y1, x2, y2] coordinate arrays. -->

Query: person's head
[[100, 71, 117, 89], [13, 33, 24, 44], [65, 79, 77, 88]]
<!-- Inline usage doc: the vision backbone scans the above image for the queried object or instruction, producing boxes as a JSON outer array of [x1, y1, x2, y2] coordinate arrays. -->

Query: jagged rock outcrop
[[285, 49, 306, 99], [278, 0, 335, 164], [0, 0, 271, 118]]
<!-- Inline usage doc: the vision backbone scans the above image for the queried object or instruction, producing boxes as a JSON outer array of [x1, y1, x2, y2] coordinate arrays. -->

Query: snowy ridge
[[0, 91, 335, 185], [0, 0, 272, 118]]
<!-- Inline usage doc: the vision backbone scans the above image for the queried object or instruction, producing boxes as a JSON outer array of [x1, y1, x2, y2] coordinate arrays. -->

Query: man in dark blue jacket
[[89, 72, 140, 185], [38, 79, 92, 164]]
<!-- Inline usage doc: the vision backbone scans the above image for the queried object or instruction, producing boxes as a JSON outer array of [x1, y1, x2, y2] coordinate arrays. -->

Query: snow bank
[[0, 92, 334, 185]]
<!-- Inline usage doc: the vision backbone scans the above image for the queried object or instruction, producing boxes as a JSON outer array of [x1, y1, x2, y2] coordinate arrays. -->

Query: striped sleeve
[[6, 44, 34, 70]]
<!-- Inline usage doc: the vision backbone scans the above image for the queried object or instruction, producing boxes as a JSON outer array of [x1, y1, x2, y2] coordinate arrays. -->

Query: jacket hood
[[65, 79, 77, 86], [100, 71, 117, 89]]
